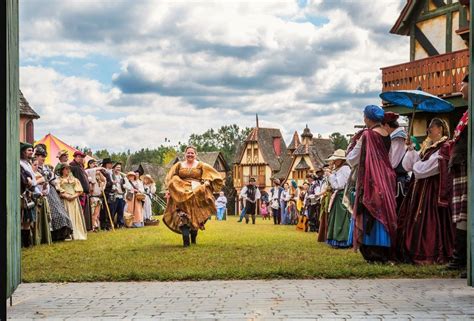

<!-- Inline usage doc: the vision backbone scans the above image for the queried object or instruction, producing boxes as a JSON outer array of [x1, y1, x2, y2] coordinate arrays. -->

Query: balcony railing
[[243, 175, 266, 187], [381, 49, 469, 97]]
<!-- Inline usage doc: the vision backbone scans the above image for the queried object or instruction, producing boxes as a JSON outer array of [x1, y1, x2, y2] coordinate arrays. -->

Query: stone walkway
[[7, 279, 474, 320]]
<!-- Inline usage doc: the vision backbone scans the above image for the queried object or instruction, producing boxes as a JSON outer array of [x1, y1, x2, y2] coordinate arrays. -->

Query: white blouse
[[328, 165, 351, 190], [402, 149, 440, 179]]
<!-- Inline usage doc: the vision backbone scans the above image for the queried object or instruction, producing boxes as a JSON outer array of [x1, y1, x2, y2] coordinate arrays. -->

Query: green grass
[[22, 218, 456, 282]]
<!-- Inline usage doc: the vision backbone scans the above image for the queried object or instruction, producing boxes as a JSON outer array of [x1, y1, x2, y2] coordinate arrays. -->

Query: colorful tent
[[35, 133, 94, 167]]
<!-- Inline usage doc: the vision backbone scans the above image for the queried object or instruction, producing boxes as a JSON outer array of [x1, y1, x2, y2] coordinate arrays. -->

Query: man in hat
[[20, 142, 39, 247], [269, 178, 284, 225], [347, 105, 397, 263], [239, 177, 261, 224], [306, 170, 325, 233], [98, 158, 117, 230], [70, 150, 92, 230], [382, 112, 409, 212], [54, 150, 69, 175], [447, 74, 469, 276], [111, 162, 126, 228]]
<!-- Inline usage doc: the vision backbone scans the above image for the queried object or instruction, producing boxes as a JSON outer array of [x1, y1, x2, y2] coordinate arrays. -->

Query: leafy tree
[[329, 132, 349, 150]]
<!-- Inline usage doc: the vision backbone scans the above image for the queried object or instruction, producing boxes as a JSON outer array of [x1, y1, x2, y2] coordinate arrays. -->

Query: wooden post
[[468, 1, 474, 286], [2, 0, 21, 318]]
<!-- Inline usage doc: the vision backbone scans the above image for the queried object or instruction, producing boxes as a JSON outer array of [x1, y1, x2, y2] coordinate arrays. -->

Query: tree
[[329, 132, 349, 150], [183, 124, 251, 164]]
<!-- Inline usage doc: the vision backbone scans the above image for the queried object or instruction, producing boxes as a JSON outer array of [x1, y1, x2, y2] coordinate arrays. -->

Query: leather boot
[[447, 229, 467, 270], [181, 225, 190, 247], [251, 214, 256, 224], [190, 229, 198, 244]]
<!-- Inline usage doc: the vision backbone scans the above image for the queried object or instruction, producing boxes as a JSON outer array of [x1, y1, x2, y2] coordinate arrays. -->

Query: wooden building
[[232, 120, 292, 213], [19, 90, 39, 144], [285, 126, 334, 186], [381, 0, 470, 139]]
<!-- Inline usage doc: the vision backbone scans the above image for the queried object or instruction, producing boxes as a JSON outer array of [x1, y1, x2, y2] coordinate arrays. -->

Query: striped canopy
[[35, 133, 94, 167]]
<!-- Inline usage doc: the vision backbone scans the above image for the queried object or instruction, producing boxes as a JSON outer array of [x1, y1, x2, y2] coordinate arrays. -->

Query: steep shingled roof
[[293, 137, 334, 170], [287, 131, 301, 151], [238, 127, 292, 179], [19, 90, 40, 119]]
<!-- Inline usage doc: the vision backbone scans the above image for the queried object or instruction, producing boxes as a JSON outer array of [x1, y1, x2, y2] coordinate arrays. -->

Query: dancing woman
[[163, 146, 223, 247]]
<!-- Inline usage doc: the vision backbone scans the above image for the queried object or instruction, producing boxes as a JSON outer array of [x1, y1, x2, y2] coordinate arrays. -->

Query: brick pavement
[[7, 279, 474, 320]]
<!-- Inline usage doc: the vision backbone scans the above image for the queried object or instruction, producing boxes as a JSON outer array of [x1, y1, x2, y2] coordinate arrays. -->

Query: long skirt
[[326, 191, 351, 248], [47, 186, 73, 241], [125, 196, 144, 228], [397, 175, 454, 264], [33, 197, 52, 245], [143, 195, 153, 221], [62, 198, 87, 240], [317, 193, 330, 242]]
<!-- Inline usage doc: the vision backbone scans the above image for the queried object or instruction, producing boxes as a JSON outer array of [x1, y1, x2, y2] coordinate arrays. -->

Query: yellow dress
[[163, 161, 223, 234], [57, 176, 88, 240]]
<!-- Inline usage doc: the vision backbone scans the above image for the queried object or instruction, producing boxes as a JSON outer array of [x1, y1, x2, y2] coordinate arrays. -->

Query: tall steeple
[[256, 113, 259, 128]]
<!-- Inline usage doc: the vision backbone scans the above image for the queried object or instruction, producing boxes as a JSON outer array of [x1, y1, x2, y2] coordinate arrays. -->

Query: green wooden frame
[[468, 0, 474, 287]]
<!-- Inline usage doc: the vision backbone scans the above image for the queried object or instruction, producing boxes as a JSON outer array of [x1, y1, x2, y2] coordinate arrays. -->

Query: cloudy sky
[[20, 0, 408, 152]]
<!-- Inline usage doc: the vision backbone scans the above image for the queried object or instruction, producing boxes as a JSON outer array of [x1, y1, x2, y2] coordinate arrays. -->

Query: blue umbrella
[[379, 88, 454, 135]]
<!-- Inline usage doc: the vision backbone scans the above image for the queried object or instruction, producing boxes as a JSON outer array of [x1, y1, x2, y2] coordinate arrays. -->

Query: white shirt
[[389, 127, 407, 169], [402, 149, 440, 179], [346, 140, 362, 168], [328, 165, 351, 190], [240, 185, 261, 201]]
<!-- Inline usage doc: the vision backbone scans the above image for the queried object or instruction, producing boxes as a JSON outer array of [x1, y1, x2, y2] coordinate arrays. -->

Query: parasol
[[379, 88, 454, 135]]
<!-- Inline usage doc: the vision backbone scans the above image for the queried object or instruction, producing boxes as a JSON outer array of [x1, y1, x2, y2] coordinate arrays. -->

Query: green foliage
[[21, 220, 455, 282], [183, 124, 251, 164], [329, 132, 349, 150]]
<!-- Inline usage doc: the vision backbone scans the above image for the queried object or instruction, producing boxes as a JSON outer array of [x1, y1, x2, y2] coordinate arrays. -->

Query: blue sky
[[19, 0, 407, 152]]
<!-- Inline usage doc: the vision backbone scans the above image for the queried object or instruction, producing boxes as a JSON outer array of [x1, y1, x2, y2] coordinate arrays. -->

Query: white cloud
[[20, 0, 409, 151]]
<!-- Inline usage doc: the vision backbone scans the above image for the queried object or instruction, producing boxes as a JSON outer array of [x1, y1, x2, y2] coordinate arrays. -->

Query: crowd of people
[[236, 74, 469, 277], [19, 147, 158, 247]]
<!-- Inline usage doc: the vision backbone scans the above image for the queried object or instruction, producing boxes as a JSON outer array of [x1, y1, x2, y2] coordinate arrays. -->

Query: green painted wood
[[460, 6, 468, 28], [415, 26, 440, 56], [468, 0, 474, 287], [432, 0, 447, 8], [5, 0, 21, 299], [446, 12, 453, 52], [410, 24, 416, 61], [417, 3, 459, 22]]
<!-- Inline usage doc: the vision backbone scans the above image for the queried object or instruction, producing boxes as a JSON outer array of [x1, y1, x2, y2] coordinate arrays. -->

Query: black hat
[[34, 144, 48, 157], [87, 159, 97, 167], [101, 158, 113, 166], [463, 74, 469, 83]]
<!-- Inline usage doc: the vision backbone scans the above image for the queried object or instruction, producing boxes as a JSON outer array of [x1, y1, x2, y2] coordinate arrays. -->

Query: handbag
[[125, 191, 134, 201], [136, 193, 146, 201]]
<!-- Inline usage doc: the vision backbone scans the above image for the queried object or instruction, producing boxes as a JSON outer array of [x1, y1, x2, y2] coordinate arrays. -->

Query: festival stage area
[[22, 219, 456, 282]]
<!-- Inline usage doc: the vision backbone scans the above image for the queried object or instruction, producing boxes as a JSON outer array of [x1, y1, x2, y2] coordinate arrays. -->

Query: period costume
[[325, 150, 351, 248], [20, 143, 38, 247], [57, 170, 87, 241], [86, 167, 105, 231], [70, 153, 92, 231], [143, 175, 157, 222], [163, 161, 223, 246], [269, 181, 284, 225], [397, 136, 454, 264], [124, 173, 145, 228], [306, 175, 325, 232], [447, 111, 468, 270], [32, 170, 52, 246], [347, 105, 397, 263]]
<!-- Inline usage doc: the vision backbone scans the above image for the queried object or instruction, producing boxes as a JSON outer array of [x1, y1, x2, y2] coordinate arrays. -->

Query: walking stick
[[102, 190, 115, 231]]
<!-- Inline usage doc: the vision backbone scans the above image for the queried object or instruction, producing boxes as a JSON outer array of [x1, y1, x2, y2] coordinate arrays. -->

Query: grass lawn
[[22, 217, 456, 282]]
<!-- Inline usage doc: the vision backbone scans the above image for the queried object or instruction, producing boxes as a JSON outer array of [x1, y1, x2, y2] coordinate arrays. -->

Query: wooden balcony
[[242, 175, 266, 187], [381, 49, 469, 98]]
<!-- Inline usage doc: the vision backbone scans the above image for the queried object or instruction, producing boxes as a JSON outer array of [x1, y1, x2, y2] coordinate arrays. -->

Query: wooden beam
[[410, 23, 416, 61], [432, 0, 447, 8], [446, 11, 453, 52], [417, 3, 459, 22], [1, 0, 8, 319], [415, 26, 440, 56], [468, 0, 474, 287]]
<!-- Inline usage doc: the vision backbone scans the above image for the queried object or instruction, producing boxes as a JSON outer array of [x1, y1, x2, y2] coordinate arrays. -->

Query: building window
[[25, 120, 34, 144]]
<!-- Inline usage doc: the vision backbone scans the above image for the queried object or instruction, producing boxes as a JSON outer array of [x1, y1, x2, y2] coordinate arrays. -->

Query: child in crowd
[[260, 202, 269, 220]]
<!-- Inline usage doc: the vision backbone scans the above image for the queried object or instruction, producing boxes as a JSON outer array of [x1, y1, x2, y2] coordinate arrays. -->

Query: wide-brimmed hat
[[56, 162, 71, 174], [273, 178, 281, 185], [142, 174, 154, 183], [126, 171, 137, 179], [57, 149, 69, 158], [101, 158, 113, 166], [326, 149, 346, 161]]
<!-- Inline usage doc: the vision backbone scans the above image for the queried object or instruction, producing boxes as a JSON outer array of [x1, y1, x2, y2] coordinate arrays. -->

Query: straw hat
[[325, 149, 346, 161], [126, 171, 137, 180], [142, 174, 154, 184], [57, 150, 69, 158]]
